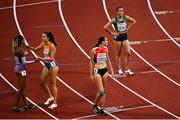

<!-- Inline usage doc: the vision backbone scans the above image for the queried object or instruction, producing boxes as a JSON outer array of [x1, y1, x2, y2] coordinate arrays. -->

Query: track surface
[[0, 0, 179, 119]]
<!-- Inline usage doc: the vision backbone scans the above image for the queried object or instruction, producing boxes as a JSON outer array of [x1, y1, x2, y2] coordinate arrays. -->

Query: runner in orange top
[[29, 32, 59, 109]]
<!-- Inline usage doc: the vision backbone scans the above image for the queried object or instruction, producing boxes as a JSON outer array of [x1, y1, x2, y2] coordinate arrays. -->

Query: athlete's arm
[[28, 42, 44, 51], [22, 57, 37, 64], [125, 15, 136, 31], [104, 18, 119, 36], [104, 18, 115, 35], [89, 49, 95, 82]]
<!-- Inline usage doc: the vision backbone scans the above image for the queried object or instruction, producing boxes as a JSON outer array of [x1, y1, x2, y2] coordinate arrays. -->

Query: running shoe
[[125, 69, 134, 76], [13, 106, 26, 112], [118, 69, 123, 75], [93, 104, 100, 114], [48, 103, 57, 109], [24, 104, 36, 109], [99, 109, 107, 116], [44, 97, 54, 105]]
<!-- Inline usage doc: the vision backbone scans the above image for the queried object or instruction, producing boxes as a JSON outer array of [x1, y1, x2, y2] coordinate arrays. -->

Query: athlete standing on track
[[29, 32, 59, 109], [12, 35, 36, 111], [89, 36, 114, 115], [104, 6, 136, 76]]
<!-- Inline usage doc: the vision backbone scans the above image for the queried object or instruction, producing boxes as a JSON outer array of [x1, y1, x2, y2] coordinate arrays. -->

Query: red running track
[[0, 0, 179, 119]]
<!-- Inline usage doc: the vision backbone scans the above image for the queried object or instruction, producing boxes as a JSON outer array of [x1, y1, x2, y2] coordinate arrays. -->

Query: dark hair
[[94, 36, 106, 47], [12, 35, 24, 55], [44, 32, 57, 46], [116, 6, 123, 11]]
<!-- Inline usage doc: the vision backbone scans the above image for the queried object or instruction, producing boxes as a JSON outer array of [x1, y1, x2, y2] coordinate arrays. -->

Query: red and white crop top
[[93, 47, 108, 63]]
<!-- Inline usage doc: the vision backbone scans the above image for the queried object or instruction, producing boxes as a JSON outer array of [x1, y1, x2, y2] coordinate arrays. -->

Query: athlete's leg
[[114, 41, 122, 69], [101, 72, 108, 108], [93, 74, 104, 107], [41, 67, 52, 98], [21, 76, 28, 106], [49, 66, 58, 105], [15, 74, 23, 106], [122, 40, 131, 70]]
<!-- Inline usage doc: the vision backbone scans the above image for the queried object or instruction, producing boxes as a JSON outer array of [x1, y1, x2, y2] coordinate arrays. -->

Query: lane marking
[[13, 0, 117, 119], [147, 0, 180, 47], [33, 24, 64, 28], [73, 104, 155, 119], [0, 0, 58, 10], [156, 60, 180, 63], [1, 56, 180, 65], [103, 0, 180, 119], [154, 10, 180, 15], [130, 37, 180, 45], [0, 73, 58, 119], [135, 70, 157, 74]]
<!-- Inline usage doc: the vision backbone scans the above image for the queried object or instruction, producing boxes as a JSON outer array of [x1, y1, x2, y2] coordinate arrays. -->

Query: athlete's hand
[[37, 55, 43, 61], [112, 32, 119, 37], [119, 31, 126, 34], [110, 73, 115, 78], [24, 50, 29, 55]]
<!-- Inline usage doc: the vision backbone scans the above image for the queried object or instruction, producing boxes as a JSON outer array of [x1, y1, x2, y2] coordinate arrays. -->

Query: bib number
[[117, 23, 127, 32], [21, 70, 26, 76]]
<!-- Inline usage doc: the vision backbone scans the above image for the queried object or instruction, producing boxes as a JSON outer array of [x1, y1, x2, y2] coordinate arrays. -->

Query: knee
[[126, 52, 131, 57], [116, 52, 121, 58], [18, 87, 25, 93], [98, 91, 105, 97]]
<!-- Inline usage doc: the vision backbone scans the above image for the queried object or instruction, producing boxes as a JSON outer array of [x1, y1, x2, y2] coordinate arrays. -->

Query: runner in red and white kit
[[89, 36, 114, 115]]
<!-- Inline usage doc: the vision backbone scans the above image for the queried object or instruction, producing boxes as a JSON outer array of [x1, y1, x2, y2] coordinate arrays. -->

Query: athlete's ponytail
[[12, 35, 24, 55], [44, 32, 57, 47], [94, 36, 105, 48]]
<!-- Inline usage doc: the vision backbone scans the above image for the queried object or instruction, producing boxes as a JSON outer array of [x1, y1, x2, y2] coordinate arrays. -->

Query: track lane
[[1, 0, 179, 119], [59, 0, 180, 118], [13, 0, 118, 119], [104, 0, 180, 117]]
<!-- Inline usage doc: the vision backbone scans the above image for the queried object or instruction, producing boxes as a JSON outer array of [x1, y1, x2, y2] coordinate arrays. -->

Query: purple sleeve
[[22, 57, 35, 64]]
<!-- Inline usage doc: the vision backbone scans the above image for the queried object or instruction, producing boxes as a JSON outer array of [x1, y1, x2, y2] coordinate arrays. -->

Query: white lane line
[[13, 0, 116, 119], [103, 1, 179, 87], [154, 10, 180, 15], [0, 73, 58, 120], [103, 0, 180, 119], [0, 0, 58, 10], [156, 60, 180, 63], [147, 0, 180, 47], [12, 0, 59, 119], [135, 70, 157, 74], [58, 1, 120, 120], [130, 37, 180, 45], [58, 0, 180, 119], [73, 104, 154, 119], [33, 24, 64, 28]]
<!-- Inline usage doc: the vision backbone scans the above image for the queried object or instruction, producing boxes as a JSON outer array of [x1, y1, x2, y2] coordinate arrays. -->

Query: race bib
[[117, 22, 127, 32], [97, 53, 107, 63], [21, 70, 26, 76]]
